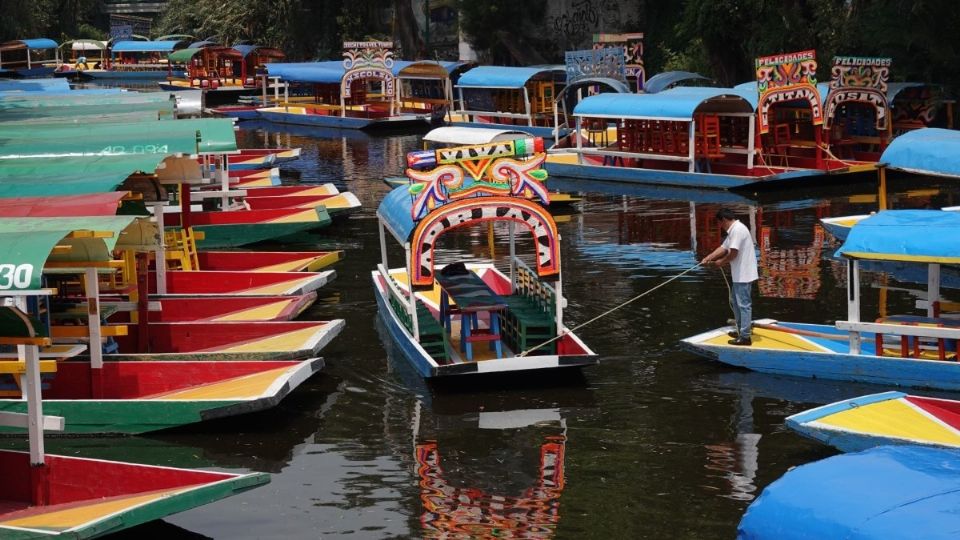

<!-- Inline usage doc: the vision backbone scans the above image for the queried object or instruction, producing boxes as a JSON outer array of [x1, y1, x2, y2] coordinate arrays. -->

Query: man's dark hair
[[715, 208, 737, 221]]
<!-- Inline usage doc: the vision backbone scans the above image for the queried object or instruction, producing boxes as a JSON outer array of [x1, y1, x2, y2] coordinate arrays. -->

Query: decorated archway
[[822, 56, 892, 131], [409, 196, 559, 289], [755, 50, 824, 134]]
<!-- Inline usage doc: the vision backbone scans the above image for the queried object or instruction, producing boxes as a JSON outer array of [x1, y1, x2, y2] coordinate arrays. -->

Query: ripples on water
[[52, 115, 960, 538]]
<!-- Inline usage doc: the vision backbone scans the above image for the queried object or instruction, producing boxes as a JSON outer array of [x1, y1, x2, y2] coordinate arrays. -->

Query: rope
[[719, 265, 739, 324], [518, 262, 702, 357]]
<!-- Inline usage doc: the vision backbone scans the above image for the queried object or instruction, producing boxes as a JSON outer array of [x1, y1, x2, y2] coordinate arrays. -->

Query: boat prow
[[787, 391, 960, 452], [0, 451, 269, 538]]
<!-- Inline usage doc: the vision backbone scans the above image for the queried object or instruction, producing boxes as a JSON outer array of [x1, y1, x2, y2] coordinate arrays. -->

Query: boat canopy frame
[[376, 137, 563, 341], [454, 66, 567, 129], [568, 88, 758, 173]]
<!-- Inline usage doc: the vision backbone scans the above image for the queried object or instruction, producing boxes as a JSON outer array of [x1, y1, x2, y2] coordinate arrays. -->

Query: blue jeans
[[731, 282, 753, 338]]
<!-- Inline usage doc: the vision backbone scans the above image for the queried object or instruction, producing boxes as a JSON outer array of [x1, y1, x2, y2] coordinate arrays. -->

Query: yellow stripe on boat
[[214, 299, 296, 321], [0, 487, 195, 530], [545, 153, 579, 165], [238, 276, 317, 295], [702, 327, 831, 352], [267, 209, 325, 224], [252, 257, 327, 273], [210, 326, 322, 354], [388, 269, 443, 307], [840, 252, 960, 264], [288, 185, 338, 197], [814, 399, 960, 446], [151, 366, 293, 400]]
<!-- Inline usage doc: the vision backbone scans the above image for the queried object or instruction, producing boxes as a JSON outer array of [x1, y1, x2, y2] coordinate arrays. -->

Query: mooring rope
[[518, 262, 702, 357]]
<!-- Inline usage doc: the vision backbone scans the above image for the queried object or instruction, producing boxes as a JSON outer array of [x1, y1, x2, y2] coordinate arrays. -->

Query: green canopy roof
[[2, 110, 171, 126], [0, 92, 173, 108], [0, 155, 168, 197], [0, 216, 139, 290], [168, 47, 204, 63], [0, 118, 237, 158]]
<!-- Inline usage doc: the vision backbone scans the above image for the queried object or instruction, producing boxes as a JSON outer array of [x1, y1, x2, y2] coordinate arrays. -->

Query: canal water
[[26, 120, 960, 538]]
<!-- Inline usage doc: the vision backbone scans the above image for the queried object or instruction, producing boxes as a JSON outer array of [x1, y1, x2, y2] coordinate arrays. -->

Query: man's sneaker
[[727, 331, 739, 338], [728, 336, 752, 346]]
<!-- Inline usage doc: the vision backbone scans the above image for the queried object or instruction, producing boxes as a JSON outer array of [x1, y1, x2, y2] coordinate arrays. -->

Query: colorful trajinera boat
[[81, 39, 188, 80], [0, 217, 327, 435], [682, 209, 960, 390], [786, 391, 960, 452], [0, 38, 58, 78], [546, 50, 877, 189], [372, 138, 597, 377], [821, 127, 960, 241], [259, 42, 431, 130], [451, 66, 567, 138], [0, 301, 270, 536], [739, 446, 960, 540]]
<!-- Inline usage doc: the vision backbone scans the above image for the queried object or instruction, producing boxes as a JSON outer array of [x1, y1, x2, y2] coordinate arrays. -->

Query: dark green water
[[34, 121, 960, 538]]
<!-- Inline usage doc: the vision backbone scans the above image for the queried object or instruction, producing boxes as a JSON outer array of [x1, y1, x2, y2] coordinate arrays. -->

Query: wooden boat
[[166, 205, 332, 248], [0, 38, 58, 78], [0, 357, 326, 434], [682, 210, 960, 390], [149, 269, 335, 296], [0, 220, 330, 437], [236, 147, 302, 163], [450, 66, 568, 138], [81, 39, 188, 80], [0, 310, 270, 536], [739, 445, 960, 539], [197, 250, 343, 272], [820, 128, 960, 241], [372, 138, 597, 378], [241, 189, 362, 215], [115, 294, 317, 322], [259, 42, 430, 130], [547, 50, 877, 190], [225, 167, 281, 188], [786, 391, 960, 452]]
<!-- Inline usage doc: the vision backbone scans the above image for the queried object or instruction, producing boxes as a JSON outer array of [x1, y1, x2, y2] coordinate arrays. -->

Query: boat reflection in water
[[414, 404, 568, 538]]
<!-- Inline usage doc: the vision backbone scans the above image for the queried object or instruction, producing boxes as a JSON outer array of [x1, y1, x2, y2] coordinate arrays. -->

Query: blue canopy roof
[[836, 209, 960, 264], [7, 38, 58, 50], [880, 128, 960, 177], [644, 71, 710, 94], [111, 40, 183, 53], [457, 66, 565, 89], [573, 87, 755, 120], [378, 185, 416, 241], [265, 62, 344, 84], [739, 445, 960, 540]]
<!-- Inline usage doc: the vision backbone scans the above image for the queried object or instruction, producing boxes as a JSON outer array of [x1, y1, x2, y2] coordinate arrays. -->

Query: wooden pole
[[878, 167, 888, 211], [136, 252, 150, 353]]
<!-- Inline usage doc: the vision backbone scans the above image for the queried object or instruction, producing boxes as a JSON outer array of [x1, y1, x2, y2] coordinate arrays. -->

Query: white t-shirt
[[721, 220, 759, 283]]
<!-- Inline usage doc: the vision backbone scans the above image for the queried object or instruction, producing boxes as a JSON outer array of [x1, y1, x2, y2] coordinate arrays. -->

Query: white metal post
[[747, 115, 756, 170], [929, 263, 941, 317], [847, 260, 861, 354], [219, 155, 230, 209], [687, 121, 696, 173], [84, 268, 103, 369], [379, 221, 388, 269], [152, 202, 167, 294], [554, 275, 563, 335], [23, 344, 44, 465], [406, 244, 419, 340], [508, 222, 516, 292], [523, 87, 533, 127], [576, 117, 584, 165]]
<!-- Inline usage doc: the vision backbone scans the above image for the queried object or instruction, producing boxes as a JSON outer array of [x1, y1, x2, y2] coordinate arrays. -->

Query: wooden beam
[[836, 321, 960, 340], [0, 411, 64, 432], [0, 360, 57, 374], [43, 260, 125, 269], [0, 337, 52, 346], [51, 325, 128, 338], [65, 230, 115, 239]]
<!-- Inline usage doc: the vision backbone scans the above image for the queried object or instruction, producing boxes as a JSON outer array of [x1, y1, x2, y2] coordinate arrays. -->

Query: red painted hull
[[148, 270, 332, 295], [166, 207, 321, 226], [197, 251, 341, 272], [241, 186, 334, 197], [108, 294, 315, 322], [112, 321, 336, 359], [42, 360, 309, 399], [243, 194, 339, 210]]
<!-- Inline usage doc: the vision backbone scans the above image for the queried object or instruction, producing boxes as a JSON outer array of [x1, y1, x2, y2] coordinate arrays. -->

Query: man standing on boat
[[701, 208, 758, 346]]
